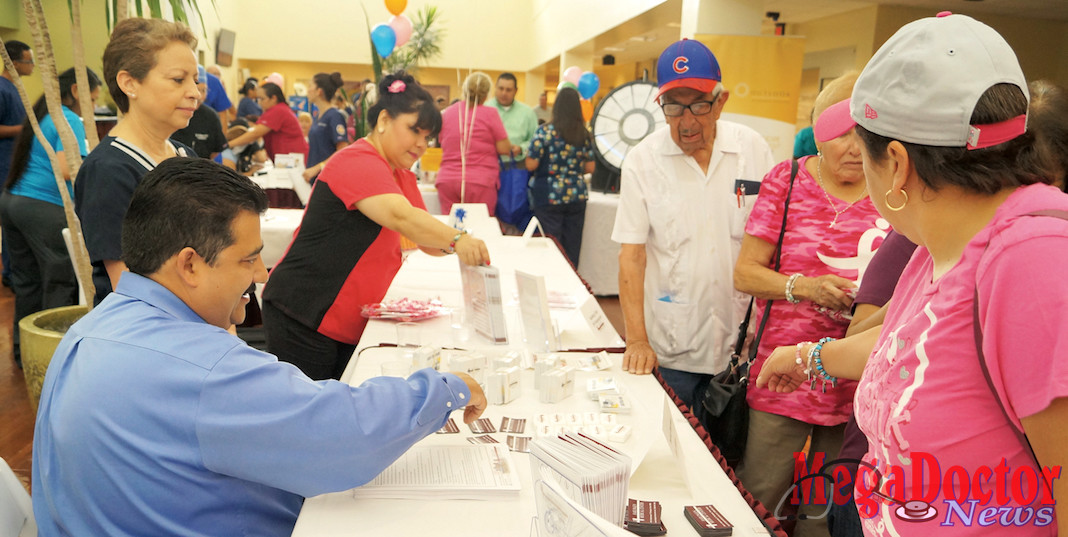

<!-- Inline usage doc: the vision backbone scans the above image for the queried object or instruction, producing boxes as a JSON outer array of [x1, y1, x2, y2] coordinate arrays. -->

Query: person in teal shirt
[[485, 72, 538, 160], [0, 67, 99, 365], [793, 125, 817, 158]]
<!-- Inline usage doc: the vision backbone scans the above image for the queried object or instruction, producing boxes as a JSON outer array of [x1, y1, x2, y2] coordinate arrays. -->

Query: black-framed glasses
[[661, 100, 716, 117]]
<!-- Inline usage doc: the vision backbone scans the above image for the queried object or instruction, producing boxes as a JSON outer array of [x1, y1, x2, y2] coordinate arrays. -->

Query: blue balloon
[[577, 72, 600, 100], [371, 24, 397, 58]]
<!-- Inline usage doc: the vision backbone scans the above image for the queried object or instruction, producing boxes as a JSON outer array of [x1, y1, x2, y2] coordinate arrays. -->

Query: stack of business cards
[[468, 418, 496, 434], [436, 418, 460, 434], [529, 433, 631, 526], [500, 417, 526, 433], [506, 435, 530, 453], [683, 504, 733, 536], [624, 499, 666, 536], [459, 262, 508, 344]]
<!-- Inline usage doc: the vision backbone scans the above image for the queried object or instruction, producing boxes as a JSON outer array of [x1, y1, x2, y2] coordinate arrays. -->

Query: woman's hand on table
[[454, 234, 490, 267], [755, 344, 809, 393], [623, 340, 658, 375], [453, 373, 487, 423], [797, 274, 856, 311]]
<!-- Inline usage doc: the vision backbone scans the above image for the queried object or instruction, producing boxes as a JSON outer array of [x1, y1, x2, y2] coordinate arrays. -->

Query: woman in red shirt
[[262, 71, 492, 380], [228, 82, 308, 162]]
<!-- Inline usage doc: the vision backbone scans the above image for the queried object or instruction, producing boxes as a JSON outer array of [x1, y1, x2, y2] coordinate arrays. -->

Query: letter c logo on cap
[[673, 56, 689, 74]]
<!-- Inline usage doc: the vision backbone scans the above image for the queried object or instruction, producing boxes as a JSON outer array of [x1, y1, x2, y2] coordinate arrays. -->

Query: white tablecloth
[[250, 167, 312, 206], [419, 184, 442, 215], [290, 233, 770, 537], [577, 191, 621, 296], [260, 208, 303, 268], [294, 351, 771, 537]]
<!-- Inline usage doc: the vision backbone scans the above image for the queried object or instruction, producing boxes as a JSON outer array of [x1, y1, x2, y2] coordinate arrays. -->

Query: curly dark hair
[[367, 70, 441, 136]]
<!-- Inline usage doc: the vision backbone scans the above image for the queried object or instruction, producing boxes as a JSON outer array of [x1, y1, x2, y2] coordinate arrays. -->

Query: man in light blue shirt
[[485, 72, 538, 160], [32, 157, 486, 537]]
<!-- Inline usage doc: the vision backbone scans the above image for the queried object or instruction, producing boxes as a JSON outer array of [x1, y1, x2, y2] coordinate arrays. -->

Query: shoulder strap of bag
[[734, 159, 799, 365], [972, 208, 1068, 493]]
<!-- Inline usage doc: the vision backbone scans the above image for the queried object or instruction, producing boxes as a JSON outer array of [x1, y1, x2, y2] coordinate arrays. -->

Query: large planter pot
[[20, 305, 89, 412]]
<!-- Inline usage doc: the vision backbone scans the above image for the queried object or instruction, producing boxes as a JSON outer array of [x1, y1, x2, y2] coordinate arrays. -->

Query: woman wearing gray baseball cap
[[755, 12, 1065, 536]]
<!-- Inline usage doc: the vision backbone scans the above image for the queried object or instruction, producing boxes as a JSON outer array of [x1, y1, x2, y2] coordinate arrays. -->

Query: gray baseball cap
[[851, 12, 1028, 149]]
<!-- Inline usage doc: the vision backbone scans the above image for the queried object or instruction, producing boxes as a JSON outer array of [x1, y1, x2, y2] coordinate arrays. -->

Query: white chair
[[61, 228, 87, 307], [0, 456, 35, 537]]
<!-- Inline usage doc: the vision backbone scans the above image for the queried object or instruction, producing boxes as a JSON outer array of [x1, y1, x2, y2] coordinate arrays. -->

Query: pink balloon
[[389, 15, 413, 48], [563, 66, 582, 85]]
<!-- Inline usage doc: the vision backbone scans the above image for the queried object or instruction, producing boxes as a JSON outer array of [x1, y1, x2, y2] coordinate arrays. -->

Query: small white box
[[586, 376, 619, 400], [411, 346, 441, 371], [492, 354, 520, 370], [608, 424, 632, 442], [450, 353, 487, 384], [486, 366, 522, 405], [538, 368, 575, 404], [598, 393, 631, 414], [533, 355, 559, 390], [580, 425, 606, 441]]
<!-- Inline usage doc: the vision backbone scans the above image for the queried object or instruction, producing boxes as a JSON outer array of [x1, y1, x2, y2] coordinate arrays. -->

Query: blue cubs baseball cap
[[655, 38, 722, 102]]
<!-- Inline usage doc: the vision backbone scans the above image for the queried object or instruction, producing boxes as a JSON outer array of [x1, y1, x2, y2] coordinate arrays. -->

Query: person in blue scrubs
[[302, 71, 349, 183]]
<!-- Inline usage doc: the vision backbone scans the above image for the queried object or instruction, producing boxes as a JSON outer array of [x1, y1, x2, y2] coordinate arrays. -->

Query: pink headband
[[966, 114, 1026, 150], [814, 99, 857, 143]]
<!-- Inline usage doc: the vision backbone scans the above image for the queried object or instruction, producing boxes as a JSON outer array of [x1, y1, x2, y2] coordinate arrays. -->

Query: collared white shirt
[[612, 122, 774, 373]]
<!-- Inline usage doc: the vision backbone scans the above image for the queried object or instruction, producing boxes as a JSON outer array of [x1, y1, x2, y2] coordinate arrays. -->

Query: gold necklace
[[817, 156, 868, 227]]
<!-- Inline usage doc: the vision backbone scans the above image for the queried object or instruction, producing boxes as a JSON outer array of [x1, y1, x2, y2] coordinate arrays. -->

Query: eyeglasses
[[13, 59, 34, 65], [661, 100, 716, 117]]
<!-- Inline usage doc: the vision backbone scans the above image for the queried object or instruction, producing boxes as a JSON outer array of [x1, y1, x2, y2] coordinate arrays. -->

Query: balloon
[[558, 81, 577, 92], [389, 15, 413, 47], [577, 72, 600, 100], [581, 99, 593, 122], [371, 24, 397, 58], [385, 0, 406, 16], [563, 66, 582, 85]]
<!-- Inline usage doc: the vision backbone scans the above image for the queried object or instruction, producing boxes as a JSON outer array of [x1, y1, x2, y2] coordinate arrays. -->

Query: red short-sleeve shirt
[[263, 139, 426, 344]]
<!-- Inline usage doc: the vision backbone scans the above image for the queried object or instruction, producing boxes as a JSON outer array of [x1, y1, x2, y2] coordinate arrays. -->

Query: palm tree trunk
[[69, 0, 99, 150], [115, 0, 129, 23], [15, 0, 96, 307]]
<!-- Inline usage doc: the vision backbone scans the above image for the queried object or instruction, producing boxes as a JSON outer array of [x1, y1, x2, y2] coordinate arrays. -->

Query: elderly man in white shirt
[[612, 39, 775, 408]]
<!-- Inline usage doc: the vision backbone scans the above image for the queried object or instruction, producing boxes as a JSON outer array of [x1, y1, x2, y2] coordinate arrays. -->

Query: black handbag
[[694, 159, 798, 466]]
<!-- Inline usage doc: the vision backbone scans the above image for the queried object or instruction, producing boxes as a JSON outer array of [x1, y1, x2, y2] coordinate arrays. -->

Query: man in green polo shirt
[[485, 72, 537, 160]]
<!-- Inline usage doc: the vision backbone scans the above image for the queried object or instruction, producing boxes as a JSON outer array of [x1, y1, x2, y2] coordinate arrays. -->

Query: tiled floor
[[0, 282, 33, 492]]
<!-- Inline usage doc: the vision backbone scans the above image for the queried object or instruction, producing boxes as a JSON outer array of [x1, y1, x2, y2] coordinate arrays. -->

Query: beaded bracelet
[[795, 342, 813, 379], [807, 337, 838, 392], [442, 230, 467, 254], [785, 273, 802, 304]]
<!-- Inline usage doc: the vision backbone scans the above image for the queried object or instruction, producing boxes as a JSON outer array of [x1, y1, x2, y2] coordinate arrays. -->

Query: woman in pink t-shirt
[[756, 14, 1068, 537], [733, 73, 885, 534], [436, 72, 511, 216]]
